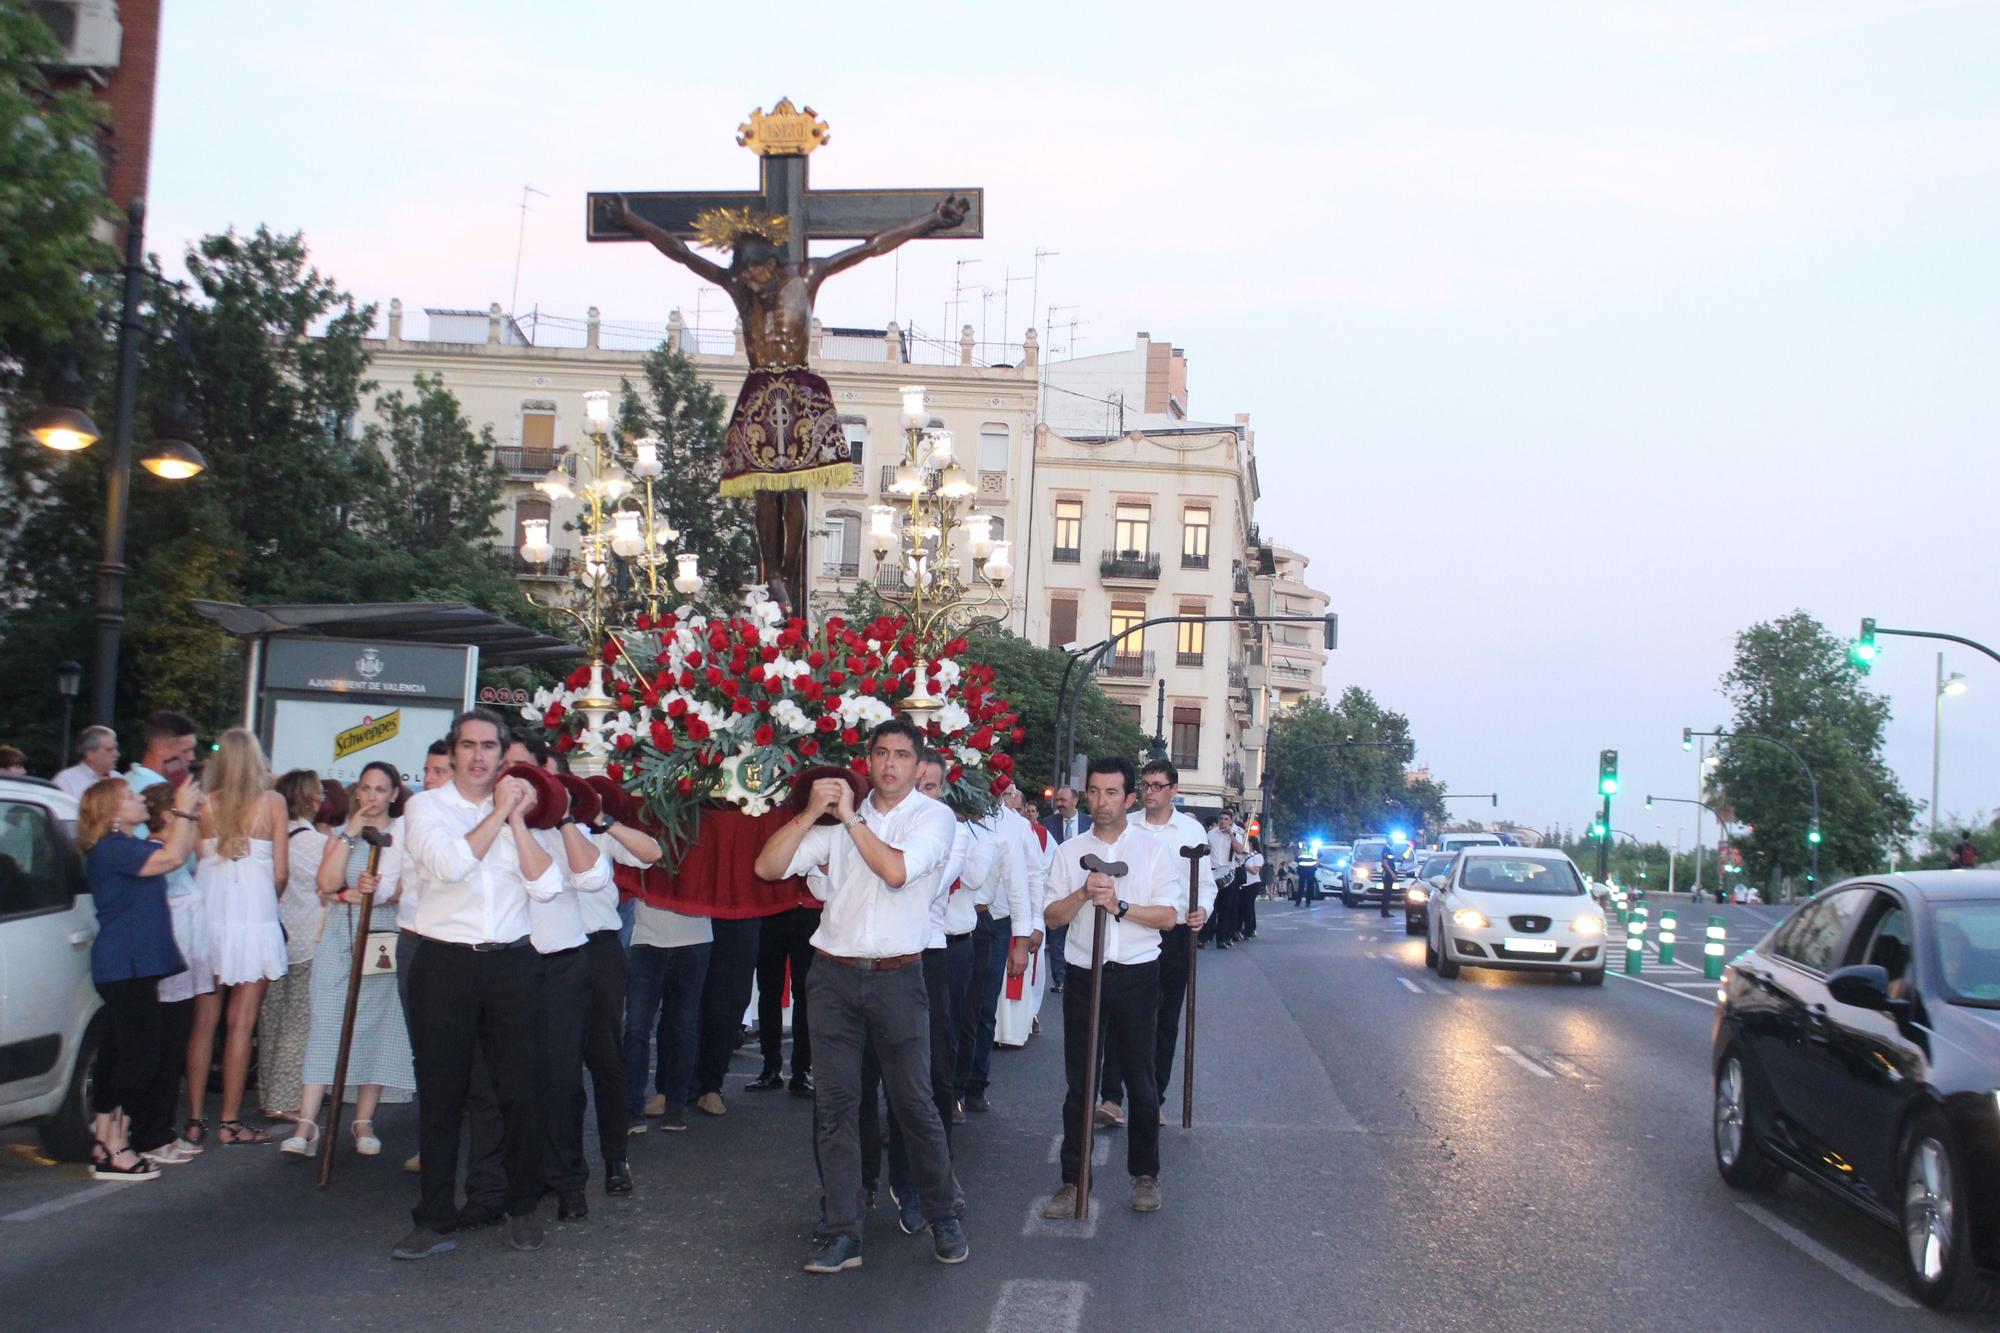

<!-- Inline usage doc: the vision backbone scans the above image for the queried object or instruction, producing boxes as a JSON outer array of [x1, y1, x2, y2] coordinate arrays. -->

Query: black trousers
[[581, 930, 629, 1161], [1205, 877, 1242, 943], [91, 976, 163, 1120], [1060, 958, 1161, 1184], [1240, 883, 1259, 937], [133, 996, 191, 1152], [409, 939, 545, 1228], [809, 958, 956, 1241], [695, 917, 761, 1096], [959, 911, 1009, 1097], [755, 906, 819, 1078], [539, 945, 593, 1192], [1101, 923, 1193, 1109]]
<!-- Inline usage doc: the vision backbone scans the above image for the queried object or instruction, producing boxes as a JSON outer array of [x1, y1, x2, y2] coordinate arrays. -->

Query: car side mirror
[[1826, 963, 1895, 1011]]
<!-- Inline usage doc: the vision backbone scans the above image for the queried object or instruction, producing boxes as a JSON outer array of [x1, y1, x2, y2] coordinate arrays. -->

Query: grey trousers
[[809, 958, 957, 1240]]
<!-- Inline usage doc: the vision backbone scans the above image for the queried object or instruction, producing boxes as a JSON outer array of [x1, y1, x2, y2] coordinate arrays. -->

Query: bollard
[[1624, 932, 1643, 975], [1704, 916, 1727, 981], [1658, 909, 1678, 966]]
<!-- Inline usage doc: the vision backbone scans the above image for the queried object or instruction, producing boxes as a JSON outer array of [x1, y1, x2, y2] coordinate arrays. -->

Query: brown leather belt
[[815, 948, 921, 972]]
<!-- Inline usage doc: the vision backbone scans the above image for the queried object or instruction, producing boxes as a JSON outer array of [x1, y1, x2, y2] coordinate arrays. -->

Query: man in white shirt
[[394, 709, 563, 1262], [754, 718, 968, 1273], [1202, 809, 1247, 949], [1039, 787, 1082, 993], [960, 802, 1033, 1114], [395, 738, 454, 1177], [52, 725, 118, 800], [1099, 758, 1215, 1129], [1040, 755, 1180, 1219]]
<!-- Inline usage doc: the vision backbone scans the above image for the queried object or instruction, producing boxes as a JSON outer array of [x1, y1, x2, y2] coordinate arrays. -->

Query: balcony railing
[[1051, 544, 1081, 564], [1171, 747, 1199, 771], [1232, 564, 1251, 595], [1097, 649, 1155, 679], [1100, 549, 1161, 581], [1270, 662, 1311, 680], [1228, 661, 1247, 689], [506, 548, 573, 578], [1176, 651, 1205, 668], [821, 559, 861, 580], [878, 464, 901, 495], [1181, 551, 1209, 570], [497, 446, 565, 477], [1223, 761, 1246, 792]]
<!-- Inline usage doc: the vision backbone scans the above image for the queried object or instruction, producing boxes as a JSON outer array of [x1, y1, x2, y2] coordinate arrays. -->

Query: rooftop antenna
[[509, 184, 549, 318], [946, 258, 980, 363], [999, 265, 1032, 364]]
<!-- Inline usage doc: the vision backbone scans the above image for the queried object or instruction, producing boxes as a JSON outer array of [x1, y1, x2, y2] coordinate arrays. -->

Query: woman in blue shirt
[[77, 775, 202, 1180]]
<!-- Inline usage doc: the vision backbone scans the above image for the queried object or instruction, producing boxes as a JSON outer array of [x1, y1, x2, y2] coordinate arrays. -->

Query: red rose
[[636, 613, 654, 632], [948, 764, 964, 782], [705, 667, 724, 687], [807, 651, 827, 669], [799, 679, 825, 702], [617, 693, 633, 712], [825, 616, 845, 632], [679, 671, 696, 690], [970, 727, 995, 750], [686, 717, 710, 741], [989, 775, 1012, 795], [650, 721, 672, 749], [826, 670, 847, 688], [732, 698, 754, 715], [667, 697, 688, 718], [554, 732, 576, 753], [719, 679, 739, 698], [850, 755, 869, 775], [754, 725, 775, 746], [817, 715, 839, 733], [990, 753, 1014, 774], [765, 676, 786, 696], [607, 761, 624, 782], [1011, 726, 1026, 744], [543, 705, 566, 728], [840, 727, 860, 746], [799, 738, 820, 757], [944, 637, 968, 657], [761, 645, 780, 663], [858, 677, 878, 695], [889, 654, 910, 674], [602, 639, 621, 663], [615, 734, 635, 751], [565, 665, 591, 690], [676, 776, 695, 796]]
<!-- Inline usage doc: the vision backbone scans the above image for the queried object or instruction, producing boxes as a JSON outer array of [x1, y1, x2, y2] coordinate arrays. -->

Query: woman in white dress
[[189, 728, 289, 1146]]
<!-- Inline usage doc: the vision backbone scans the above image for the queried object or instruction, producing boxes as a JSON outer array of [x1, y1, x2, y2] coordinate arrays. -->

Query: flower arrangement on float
[[521, 589, 1024, 867]]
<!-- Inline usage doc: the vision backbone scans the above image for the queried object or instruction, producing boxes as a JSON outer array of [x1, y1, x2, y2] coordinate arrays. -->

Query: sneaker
[[643, 1093, 667, 1117], [626, 1119, 648, 1137], [660, 1103, 688, 1132], [173, 1137, 204, 1156], [1042, 1184, 1081, 1219], [142, 1143, 192, 1166], [1094, 1099, 1125, 1128], [392, 1226, 457, 1260], [789, 1072, 815, 1098], [508, 1214, 545, 1251], [931, 1216, 969, 1264], [695, 1092, 726, 1116], [454, 1201, 506, 1232], [1130, 1175, 1162, 1212], [802, 1233, 863, 1274], [894, 1188, 924, 1236]]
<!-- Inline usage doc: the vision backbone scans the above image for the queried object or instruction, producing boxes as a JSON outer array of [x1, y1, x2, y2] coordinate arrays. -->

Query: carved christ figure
[[609, 194, 971, 610]]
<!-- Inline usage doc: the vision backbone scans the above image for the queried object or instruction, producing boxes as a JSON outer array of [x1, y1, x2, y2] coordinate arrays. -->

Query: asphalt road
[[0, 895, 1981, 1331]]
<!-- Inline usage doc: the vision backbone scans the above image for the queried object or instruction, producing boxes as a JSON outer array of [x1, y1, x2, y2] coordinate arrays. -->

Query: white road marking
[[1736, 1203, 1919, 1309], [1045, 1132, 1110, 1166], [1021, 1193, 1099, 1239], [1494, 1044, 1554, 1078], [1606, 969, 1718, 1007], [1396, 976, 1423, 993], [1421, 980, 1450, 995], [3, 1182, 145, 1223], [988, 1279, 1089, 1333]]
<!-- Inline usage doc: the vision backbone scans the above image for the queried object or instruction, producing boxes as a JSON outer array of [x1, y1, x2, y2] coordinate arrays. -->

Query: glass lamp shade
[[56, 659, 83, 699], [938, 464, 974, 499], [583, 389, 614, 433], [535, 467, 573, 500], [596, 473, 633, 503], [655, 522, 679, 545], [673, 552, 703, 595], [140, 437, 208, 480], [985, 541, 1013, 582], [28, 404, 101, 452], [610, 510, 645, 557], [890, 465, 922, 496], [583, 560, 611, 588], [868, 504, 897, 552], [520, 518, 554, 564], [631, 437, 663, 478], [921, 429, 954, 469], [962, 513, 995, 560], [899, 384, 928, 426]]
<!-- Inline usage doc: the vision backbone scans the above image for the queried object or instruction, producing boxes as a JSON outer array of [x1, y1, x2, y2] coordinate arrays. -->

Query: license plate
[[1502, 937, 1560, 954]]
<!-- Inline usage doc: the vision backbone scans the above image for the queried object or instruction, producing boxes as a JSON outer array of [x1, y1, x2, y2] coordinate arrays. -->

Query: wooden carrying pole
[[318, 828, 388, 1187], [1074, 903, 1109, 1219], [1179, 845, 1206, 1128]]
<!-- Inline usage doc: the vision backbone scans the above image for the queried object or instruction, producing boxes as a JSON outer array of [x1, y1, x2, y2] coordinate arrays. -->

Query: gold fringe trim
[[720, 463, 854, 497]]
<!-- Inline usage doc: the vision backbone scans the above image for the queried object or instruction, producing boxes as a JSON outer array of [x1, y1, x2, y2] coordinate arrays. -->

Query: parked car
[[0, 775, 98, 1161], [1404, 852, 1457, 936], [1425, 846, 1606, 983], [1712, 870, 2000, 1309]]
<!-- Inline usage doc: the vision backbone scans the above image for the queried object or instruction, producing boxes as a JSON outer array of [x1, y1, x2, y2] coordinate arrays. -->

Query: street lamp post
[[1682, 729, 1819, 890], [1150, 677, 1168, 762], [1933, 653, 1968, 842], [55, 660, 83, 768]]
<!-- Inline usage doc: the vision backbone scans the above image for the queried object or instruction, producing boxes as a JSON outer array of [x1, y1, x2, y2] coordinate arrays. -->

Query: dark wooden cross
[[586, 136, 983, 265]]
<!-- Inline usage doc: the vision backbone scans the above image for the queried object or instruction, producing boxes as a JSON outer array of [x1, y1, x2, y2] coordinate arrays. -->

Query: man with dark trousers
[[1039, 787, 1082, 992], [693, 916, 761, 1116], [1041, 755, 1180, 1218], [394, 710, 561, 1260], [747, 889, 819, 1097]]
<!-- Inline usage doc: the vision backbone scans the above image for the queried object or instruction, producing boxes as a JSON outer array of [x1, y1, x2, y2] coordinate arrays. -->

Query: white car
[[1425, 846, 1607, 985], [0, 776, 99, 1160]]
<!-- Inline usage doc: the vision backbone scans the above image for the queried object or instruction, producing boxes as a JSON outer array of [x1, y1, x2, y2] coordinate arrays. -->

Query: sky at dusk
[[144, 0, 2000, 848]]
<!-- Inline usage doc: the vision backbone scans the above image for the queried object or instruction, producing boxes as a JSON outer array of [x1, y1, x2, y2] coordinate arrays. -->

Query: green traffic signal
[[1849, 617, 1878, 671], [1681, 727, 1694, 752], [1597, 748, 1619, 797], [1807, 820, 1822, 845]]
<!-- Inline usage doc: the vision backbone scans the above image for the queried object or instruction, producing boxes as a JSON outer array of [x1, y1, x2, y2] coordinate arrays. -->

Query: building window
[[1116, 702, 1143, 730], [1053, 498, 1082, 562], [1048, 596, 1079, 649], [840, 417, 868, 484], [1176, 614, 1205, 667], [1171, 706, 1201, 770], [1114, 503, 1151, 557], [978, 423, 1009, 473], [824, 509, 861, 578], [521, 403, 556, 452], [1181, 506, 1210, 568], [1108, 602, 1146, 673]]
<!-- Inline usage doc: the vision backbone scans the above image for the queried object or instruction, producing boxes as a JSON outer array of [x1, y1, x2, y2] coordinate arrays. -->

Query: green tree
[[616, 342, 758, 601], [959, 629, 1147, 791], [1711, 611, 1916, 887], [1266, 689, 1443, 846], [352, 372, 503, 552]]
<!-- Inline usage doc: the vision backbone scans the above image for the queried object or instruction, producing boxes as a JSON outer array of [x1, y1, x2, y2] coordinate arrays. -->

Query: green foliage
[[958, 628, 1147, 791], [1266, 689, 1444, 847], [616, 343, 759, 600], [1711, 611, 1917, 884], [352, 372, 503, 552]]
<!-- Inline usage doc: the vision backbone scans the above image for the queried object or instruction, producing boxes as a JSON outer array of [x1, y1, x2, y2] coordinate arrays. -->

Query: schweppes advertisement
[[333, 710, 401, 761]]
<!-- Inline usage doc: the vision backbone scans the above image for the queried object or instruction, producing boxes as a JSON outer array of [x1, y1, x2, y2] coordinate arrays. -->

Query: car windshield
[[1932, 902, 2000, 1007], [1456, 857, 1584, 896], [1418, 856, 1454, 878], [1353, 840, 1388, 861]]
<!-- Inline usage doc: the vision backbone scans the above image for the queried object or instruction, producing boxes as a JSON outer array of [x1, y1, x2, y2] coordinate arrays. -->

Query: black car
[[1402, 852, 1457, 936], [1711, 870, 2000, 1309]]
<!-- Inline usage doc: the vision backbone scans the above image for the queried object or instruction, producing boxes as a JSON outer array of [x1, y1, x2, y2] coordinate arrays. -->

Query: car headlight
[[1451, 907, 1489, 930], [1354, 866, 1370, 880], [1406, 886, 1428, 904], [1570, 914, 1605, 936]]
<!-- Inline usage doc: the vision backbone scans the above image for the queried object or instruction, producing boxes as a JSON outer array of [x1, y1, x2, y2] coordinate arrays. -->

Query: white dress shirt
[[1137, 809, 1218, 925], [1048, 820, 1179, 968], [527, 825, 614, 953], [930, 821, 970, 949], [1208, 825, 1244, 879], [947, 819, 997, 938], [402, 785, 562, 946], [784, 788, 956, 960], [53, 763, 107, 801]]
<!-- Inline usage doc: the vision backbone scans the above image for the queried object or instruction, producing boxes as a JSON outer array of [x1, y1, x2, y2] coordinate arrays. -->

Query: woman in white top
[[189, 728, 289, 1146]]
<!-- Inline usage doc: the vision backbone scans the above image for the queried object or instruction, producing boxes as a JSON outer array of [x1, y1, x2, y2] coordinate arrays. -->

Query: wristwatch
[[1115, 899, 1130, 921], [846, 814, 866, 830]]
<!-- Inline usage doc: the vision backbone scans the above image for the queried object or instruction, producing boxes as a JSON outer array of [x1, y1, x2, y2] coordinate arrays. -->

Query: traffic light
[[1598, 749, 1620, 797], [1807, 819, 1822, 846], [1042, 786, 1054, 800], [1849, 617, 1878, 672], [1323, 613, 1339, 651], [1644, 796, 1655, 811], [1681, 727, 1694, 752], [1589, 818, 1607, 839], [1247, 818, 1262, 837]]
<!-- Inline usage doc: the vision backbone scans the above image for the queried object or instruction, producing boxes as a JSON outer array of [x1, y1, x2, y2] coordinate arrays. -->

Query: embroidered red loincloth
[[719, 367, 852, 496]]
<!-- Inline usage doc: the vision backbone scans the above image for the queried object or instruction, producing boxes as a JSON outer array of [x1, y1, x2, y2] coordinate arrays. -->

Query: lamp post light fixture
[[55, 660, 83, 768], [26, 353, 101, 452]]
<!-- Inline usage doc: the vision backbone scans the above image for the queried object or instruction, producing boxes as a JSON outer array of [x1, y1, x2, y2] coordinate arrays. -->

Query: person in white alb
[[1098, 758, 1215, 1128], [392, 710, 562, 1262], [1040, 754, 1181, 1219], [753, 718, 969, 1274], [993, 786, 1051, 1050]]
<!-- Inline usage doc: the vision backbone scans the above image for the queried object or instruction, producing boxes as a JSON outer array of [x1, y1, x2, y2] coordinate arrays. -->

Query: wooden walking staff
[[318, 826, 391, 1187], [1073, 852, 1125, 1220], [1178, 844, 1207, 1129]]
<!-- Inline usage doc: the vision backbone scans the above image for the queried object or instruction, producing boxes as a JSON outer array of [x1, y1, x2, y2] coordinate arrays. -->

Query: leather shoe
[[951, 1100, 966, 1125], [508, 1214, 545, 1251], [789, 1073, 815, 1098], [695, 1092, 726, 1116], [603, 1159, 633, 1195], [556, 1189, 589, 1221], [964, 1091, 991, 1113], [746, 1069, 785, 1091]]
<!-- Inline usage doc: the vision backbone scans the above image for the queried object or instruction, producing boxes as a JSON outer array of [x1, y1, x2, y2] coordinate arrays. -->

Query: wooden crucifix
[[586, 99, 984, 611]]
